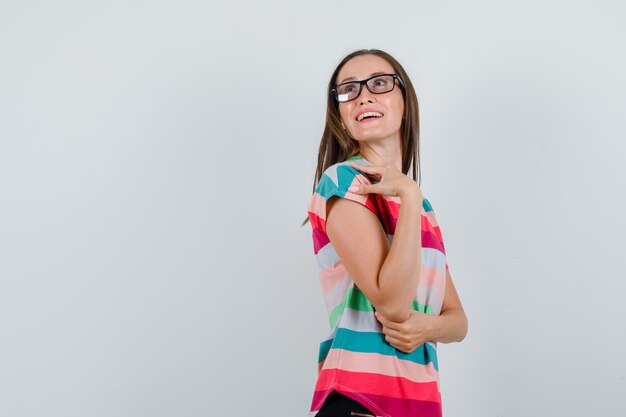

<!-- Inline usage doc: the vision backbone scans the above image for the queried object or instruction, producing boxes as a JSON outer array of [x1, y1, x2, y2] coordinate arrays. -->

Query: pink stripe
[[311, 389, 442, 416], [419, 266, 445, 294], [422, 230, 445, 253], [359, 392, 442, 417], [315, 369, 441, 402], [323, 349, 440, 384], [320, 262, 350, 294], [310, 389, 332, 412], [422, 214, 438, 233], [312, 226, 330, 255], [384, 197, 438, 219], [433, 226, 444, 249], [346, 192, 378, 214], [308, 192, 328, 220], [308, 210, 325, 231], [425, 210, 439, 227], [347, 175, 380, 215]]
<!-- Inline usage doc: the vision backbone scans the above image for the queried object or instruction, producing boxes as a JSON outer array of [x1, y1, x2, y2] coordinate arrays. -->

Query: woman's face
[[336, 54, 405, 145]]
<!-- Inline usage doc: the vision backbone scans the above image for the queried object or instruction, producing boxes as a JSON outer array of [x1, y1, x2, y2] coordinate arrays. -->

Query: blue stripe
[[336, 164, 360, 193], [316, 173, 341, 200], [318, 328, 439, 371], [318, 339, 333, 363], [422, 198, 433, 212], [316, 165, 362, 201]]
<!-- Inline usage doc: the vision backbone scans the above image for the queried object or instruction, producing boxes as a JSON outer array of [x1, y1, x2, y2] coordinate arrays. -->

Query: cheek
[[392, 100, 405, 125], [393, 93, 405, 115], [397, 103, 405, 123], [338, 105, 353, 127]]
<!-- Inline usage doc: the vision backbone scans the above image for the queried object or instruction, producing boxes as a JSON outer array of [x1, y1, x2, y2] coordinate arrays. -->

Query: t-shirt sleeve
[[307, 164, 379, 254]]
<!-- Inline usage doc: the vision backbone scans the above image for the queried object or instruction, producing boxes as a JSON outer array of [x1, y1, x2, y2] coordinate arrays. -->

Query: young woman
[[306, 49, 468, 417]]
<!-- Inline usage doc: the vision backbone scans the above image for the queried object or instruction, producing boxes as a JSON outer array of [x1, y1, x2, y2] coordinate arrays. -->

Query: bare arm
[[429, 268, 468, 343], [326, 164, 423, 322], [376, 268, 468, 353]]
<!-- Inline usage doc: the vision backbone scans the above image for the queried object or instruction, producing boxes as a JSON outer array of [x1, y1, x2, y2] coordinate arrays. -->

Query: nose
[[358, 85, 375, 105]]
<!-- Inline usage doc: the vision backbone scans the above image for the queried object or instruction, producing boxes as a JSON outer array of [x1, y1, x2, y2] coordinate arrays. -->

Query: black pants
[[315, 391, 376, 417]]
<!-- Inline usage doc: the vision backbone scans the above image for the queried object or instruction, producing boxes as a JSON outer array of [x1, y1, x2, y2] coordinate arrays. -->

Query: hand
[[347, 163, 422, 201], [375, 310, 434, 353]]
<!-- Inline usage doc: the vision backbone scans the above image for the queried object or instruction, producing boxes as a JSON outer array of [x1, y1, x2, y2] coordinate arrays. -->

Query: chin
[[351, 131, 397, 142]]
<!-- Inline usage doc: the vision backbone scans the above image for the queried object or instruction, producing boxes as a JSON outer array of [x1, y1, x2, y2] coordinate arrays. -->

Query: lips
[[356, 111, 384, 122]]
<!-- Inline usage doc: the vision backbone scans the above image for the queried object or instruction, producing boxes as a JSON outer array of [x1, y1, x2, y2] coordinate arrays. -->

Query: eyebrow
[[338, 71, 387, 84]]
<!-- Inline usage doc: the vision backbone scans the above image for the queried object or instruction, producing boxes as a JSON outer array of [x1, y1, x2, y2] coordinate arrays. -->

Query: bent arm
[[326, 187, 423, 322], [376, 268, 468, 353]]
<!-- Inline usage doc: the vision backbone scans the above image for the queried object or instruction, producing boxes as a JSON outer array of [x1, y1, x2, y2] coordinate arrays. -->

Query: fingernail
[[348, 186, 359, 192]]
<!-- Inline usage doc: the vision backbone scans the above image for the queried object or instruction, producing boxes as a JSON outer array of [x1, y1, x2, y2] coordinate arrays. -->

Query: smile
[[356, 111, 383, 122]]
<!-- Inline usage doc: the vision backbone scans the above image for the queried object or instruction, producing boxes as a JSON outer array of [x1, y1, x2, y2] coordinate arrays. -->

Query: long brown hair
[[303, 49, 421, 225], [302, 49, 421, 225]]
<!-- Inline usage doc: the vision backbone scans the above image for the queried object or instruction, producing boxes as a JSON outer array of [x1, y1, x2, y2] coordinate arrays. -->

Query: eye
[[337, 83, 358, 95], [370, 76, 389, 91]]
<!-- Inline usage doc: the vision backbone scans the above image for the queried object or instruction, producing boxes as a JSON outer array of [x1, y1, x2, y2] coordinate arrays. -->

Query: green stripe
[[329, 298, 347, 328], [329, 287, 435, 328]]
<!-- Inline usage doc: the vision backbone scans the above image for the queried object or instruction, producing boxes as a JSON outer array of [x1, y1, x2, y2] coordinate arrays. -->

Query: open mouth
[[356, 111, 383, 122]]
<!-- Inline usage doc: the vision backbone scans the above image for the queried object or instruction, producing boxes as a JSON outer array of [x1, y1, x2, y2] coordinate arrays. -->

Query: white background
[[1, 1, 625, 416]]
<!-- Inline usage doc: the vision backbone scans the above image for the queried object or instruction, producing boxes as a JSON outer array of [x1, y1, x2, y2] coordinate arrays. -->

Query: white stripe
[[417, 286, 443, 315], [422, 247, 447, 271], [316, 243, 339, 270], [324, 277, 353, 316], [324, 164, 339, 185], [340, 308, 382, 333]]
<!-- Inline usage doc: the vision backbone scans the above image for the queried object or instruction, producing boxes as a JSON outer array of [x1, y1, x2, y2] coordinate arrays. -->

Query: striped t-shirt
[[307, 155, 448, 417]]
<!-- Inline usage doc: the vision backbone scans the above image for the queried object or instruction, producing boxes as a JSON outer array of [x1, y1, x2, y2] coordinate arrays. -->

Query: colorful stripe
[[311, 391, 443, 417], [319, 328, 438, 369], [315, 369, 441, 402], [307, 156, 448, 416], [323, 349, 440, 383]]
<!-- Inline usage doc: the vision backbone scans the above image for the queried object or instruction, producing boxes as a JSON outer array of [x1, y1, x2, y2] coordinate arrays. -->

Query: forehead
[[337, 55, 395, 84]]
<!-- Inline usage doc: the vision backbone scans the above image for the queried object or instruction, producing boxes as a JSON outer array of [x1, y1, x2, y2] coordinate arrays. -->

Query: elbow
[[373, 275, 417, 323], [457, 313, 469, 342], [375, 302, 412, 323]]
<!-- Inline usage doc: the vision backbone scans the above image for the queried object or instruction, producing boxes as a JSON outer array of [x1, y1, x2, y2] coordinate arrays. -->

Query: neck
[[358, 133, 403, 171]]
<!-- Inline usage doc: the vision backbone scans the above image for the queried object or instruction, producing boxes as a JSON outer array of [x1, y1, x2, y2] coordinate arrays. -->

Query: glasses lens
[[367, 75, 395, 94], [335, 82, 360, 102]]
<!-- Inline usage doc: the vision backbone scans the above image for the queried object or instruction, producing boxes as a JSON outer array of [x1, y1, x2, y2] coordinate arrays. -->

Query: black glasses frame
[[331, 73, 405, 103]]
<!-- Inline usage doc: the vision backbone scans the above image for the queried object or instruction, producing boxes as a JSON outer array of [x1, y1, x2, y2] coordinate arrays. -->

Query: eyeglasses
[[331, 74, 404, 103]]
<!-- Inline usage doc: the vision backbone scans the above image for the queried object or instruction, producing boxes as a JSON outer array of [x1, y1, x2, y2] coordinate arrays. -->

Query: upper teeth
[[357, 112, 383, 122]]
